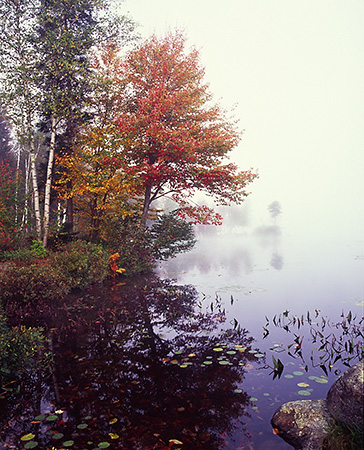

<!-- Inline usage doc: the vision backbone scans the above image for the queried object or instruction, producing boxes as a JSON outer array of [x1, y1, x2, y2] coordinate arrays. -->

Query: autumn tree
[[116, 31, 257, 225], [55, 43, 138, 241], [34, 0, 105, 246], [37, 1, 126, 238]]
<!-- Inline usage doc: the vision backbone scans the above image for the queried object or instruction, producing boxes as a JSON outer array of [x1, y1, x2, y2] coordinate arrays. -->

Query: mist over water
[[123, 0, 364, 277], [157, 195, 364, 339]]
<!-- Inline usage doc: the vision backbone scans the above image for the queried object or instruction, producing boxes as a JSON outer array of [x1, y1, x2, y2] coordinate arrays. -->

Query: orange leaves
[[53, 30, 257, 231], [109, 253, 125, 276], [110, 31, 257, 223]]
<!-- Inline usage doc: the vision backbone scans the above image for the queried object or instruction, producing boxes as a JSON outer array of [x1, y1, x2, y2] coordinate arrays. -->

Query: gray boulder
[[271, 361, 364, 449], [271, 399, 332, 450], [326, 360, 364, 428]]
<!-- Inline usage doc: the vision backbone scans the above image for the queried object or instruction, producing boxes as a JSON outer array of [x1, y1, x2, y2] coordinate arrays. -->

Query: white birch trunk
[[21, 151, 30, 231], [42, 116, 57, 248], [29, 140, 42, 240]]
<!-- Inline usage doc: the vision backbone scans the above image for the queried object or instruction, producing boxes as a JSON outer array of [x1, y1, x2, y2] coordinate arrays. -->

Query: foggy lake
[[1, 1, 363, 447], [1, 197, 362, 450]]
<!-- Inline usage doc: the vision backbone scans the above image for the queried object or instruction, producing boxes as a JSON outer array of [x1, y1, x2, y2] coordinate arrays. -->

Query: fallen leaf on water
[[109, 433, 119, 440], [169, 439, 183, 446]]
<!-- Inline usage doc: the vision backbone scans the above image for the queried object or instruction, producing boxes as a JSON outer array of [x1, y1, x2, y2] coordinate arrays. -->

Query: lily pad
[[213, 347, 223, 352], [63, 440, 75, 447], [298, 390, 311, 396], [52, 434, 64, 440], [234, 389, 243, 393], [250, 397, 258, 402], [21, 434, 36, 442], [314, 377, 329, 384], [254, 353, 265, 358], [34, 415, 45, 421], [203, 361, 213, 365], [46, 415, 58, 422], [293, 371, 304, 376], [98, 443, 110, 448], [77, 423, 88, 429], [24, 442, 38, 449], [297, 382, 310, 387], [226, 350, 236, 355], [219, 360, 229, 365], [284, 374, 294, 379]]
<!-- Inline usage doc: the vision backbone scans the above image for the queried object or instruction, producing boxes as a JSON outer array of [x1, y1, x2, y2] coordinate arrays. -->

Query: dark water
[[0, 218, 363, 449]]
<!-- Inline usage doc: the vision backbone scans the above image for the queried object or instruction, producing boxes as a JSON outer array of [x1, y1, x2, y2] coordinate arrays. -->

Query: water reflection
[[270, 252, 284, 270], [0, 277, 265, 450], [160, 224, 283, 278]]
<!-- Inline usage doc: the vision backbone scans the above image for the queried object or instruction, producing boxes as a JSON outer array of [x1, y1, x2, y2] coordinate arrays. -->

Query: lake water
[[154, 206, 363, 449], [0, 203, 363, 449]]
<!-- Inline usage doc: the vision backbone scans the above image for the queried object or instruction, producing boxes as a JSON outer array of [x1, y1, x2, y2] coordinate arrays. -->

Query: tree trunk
[[22, 151, 30, 233], [141, 184, 152, 224], [29, 140, 42, 240], [89, 197, 101, 242], [43, 116, 56, 248], [66, 180, 74, 234]]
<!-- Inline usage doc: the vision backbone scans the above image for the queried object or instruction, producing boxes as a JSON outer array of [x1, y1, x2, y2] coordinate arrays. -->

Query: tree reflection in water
[[0, 276, 264, 449]]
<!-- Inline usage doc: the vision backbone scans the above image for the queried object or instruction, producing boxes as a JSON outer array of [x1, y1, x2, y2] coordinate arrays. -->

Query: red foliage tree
[[116, 31, 257, 224]]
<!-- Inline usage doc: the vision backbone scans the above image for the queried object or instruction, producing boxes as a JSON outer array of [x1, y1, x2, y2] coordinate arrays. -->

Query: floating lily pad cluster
[[20, 412, 114, 449], [245, 368, 330, 412], [282, 370, 329, 396], [165, 343, 265, 369]]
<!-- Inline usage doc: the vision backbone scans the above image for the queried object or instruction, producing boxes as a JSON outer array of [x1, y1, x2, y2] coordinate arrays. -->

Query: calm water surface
[[0, 212, 363, 449]]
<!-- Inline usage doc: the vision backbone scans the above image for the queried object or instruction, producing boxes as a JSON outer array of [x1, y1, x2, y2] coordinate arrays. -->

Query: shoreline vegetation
[[0, 1, 256, 393]]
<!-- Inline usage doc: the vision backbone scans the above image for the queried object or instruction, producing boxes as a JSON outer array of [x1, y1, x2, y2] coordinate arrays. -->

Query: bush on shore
[[0, 240, 110, 306], [0, 304, 47, 384], [53, 240, 110, 290], [0, 260, 68, 305]]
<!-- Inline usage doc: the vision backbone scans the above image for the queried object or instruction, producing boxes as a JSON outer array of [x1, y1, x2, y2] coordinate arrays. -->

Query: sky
[[118, 0, 364, 241]]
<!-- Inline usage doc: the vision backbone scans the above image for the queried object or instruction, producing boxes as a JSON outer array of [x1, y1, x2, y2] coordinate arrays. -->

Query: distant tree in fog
[[268, 201, 281, 221]]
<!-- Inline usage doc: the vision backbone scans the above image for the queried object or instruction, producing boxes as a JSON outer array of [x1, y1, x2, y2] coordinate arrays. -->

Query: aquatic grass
[[323, 421, 364, 450], [264, 310, 364, 376]]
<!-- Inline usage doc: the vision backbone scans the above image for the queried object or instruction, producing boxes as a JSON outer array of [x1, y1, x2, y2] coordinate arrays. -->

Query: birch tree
[[0, 0, 43, 240]]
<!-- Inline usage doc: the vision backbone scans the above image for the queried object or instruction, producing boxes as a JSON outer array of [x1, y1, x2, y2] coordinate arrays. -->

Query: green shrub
[[149, 211, 196, 260], [0, 260, 68, 304], [54, 240, 110, 289], [0, 162, 24, 251], [102, 215, 155, 276], [0, 239, 48, 263], [0, 247, 35, 262], [0, 304, 47, 383]]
